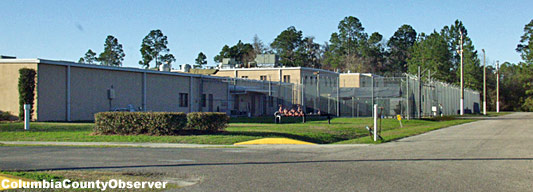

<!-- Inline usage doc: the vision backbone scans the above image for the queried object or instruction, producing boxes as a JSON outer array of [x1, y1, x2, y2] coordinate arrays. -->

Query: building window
[[201, 94, 206, 107], [260, 75, 267, 81], [179, 93, 189, 107], [241, 76, 248, 79], [283, 75, 290, 83]]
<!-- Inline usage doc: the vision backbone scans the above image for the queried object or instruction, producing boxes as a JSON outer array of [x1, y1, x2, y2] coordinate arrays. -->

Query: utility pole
[[496, 61, 500, 113], [482, 49, 487, 115], [458, 30, 464, 116]]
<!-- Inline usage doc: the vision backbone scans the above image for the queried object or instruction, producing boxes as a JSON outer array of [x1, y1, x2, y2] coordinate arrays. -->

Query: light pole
[[496, 60, 500, 113], [482, 49, 487, 115], [458, 30, 464, 116]]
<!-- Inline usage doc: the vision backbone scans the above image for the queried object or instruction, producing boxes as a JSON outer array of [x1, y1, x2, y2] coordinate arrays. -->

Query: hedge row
[[187, 112, 230, 132], [94, 112, 229, 135]]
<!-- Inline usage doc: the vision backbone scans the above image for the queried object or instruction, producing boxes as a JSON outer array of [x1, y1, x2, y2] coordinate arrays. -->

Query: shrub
[[187, 112, 229, 132], [94, 112, 187, 135], [18, 68, 36, 120]]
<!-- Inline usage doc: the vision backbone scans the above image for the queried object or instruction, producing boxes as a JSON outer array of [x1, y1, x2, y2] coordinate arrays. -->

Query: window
[[241, 76, 248, 79], [201, 94, 206, 107], [179, 93, 189, 107], [283, 75, 290, 83], [260, 75, 267, 81]]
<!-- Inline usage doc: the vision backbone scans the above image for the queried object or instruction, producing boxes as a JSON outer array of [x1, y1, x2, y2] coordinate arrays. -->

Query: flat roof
[[339, 73, 374, 77], [218, 66, 339, 75], [0, 58, 294, 85], [0, 58, 227, 80]]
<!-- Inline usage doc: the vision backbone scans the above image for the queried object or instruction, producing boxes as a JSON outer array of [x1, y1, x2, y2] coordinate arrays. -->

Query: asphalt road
[[1, 112, 532, 191]]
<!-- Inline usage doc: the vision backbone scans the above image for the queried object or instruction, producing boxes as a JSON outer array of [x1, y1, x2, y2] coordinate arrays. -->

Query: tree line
[[213, 17, 532, 111], [79, 29, 209, 69], [79, 30, 176, 69], [78, 17, 532, 111]]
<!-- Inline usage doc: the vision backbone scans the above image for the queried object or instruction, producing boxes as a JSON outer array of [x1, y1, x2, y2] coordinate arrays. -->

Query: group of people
[[276, 104, 304, 117]]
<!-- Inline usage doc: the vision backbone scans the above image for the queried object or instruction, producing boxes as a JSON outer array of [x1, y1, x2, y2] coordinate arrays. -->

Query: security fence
[[222, 77, 294, 116], [219, 74, 481, 119], [297, 74, 481, 119]]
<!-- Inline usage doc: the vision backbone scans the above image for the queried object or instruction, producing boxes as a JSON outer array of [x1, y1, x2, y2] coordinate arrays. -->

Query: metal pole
[[371, 75, 374, 109], [496, 61, 500, 113], [406, 74, 409, 119], [337, 76, 340, 117], [373, 104, 378, 141], [459, 30, 464, 116], [352, 97, 355, 117], [300, 77, 305, 114], [482, 49, 487, 115], [418, 66, 421, 119], [317, 72, 320, 113], [24, 104, 30, 130], [357, 102, 359, 117], [428, 69, 431, 116]]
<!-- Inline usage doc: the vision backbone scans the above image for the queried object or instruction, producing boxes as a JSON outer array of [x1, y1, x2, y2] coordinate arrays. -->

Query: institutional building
[[0, 59, 225, 121], [0, 55, 481, 121]]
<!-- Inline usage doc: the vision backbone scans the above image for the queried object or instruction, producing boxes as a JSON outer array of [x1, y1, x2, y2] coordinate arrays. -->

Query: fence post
[[337, 76, 340, 117], [406, 74, 409, 119]]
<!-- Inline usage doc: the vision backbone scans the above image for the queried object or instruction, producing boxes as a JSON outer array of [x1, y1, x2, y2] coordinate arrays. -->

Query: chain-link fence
[[297, 74, 481, 118], [220, 74, 481, 119], [222, 77, 294, 116]]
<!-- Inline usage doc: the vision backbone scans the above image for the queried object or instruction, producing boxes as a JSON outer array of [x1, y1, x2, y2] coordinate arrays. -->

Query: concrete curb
[[0, 141, 371, 148]]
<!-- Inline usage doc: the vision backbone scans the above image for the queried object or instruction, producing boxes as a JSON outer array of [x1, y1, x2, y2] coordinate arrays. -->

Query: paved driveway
[[1, 113, 532, 191]]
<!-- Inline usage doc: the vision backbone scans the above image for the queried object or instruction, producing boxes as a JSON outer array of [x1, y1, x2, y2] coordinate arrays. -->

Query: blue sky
[[1, 0, 531, 68]]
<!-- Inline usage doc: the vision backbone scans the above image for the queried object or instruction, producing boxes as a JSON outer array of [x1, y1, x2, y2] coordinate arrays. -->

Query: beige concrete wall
[[70, 67, 143, 121], [0, 63, 38, 119], [213, 70, 235, 78], [37, 64, 67, 121], [146, 73, 187, 113], [216, 69, 303, 83], [339, 74, 362, 88], [2, 61, 232, 121], [201, 79, 229, 112]]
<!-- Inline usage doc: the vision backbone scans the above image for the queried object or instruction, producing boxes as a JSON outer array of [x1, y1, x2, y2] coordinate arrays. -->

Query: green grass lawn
[[0, 114, 498, 145]]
